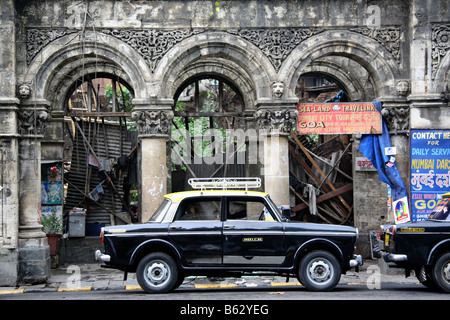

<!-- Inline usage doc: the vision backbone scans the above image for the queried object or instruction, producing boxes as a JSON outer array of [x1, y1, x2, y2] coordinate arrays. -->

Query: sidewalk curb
[[0, 260, 420, 295]]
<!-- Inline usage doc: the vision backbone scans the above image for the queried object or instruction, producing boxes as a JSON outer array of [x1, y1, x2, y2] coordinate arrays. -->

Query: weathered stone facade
[[1, 0, 449, 285]]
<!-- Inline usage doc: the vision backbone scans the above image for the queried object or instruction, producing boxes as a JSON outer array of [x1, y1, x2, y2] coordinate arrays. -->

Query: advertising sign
[[393, 196, 411, 224], [297, 102, 382, 134], [410, 130, 450, 221], [355, 157, 376, 171]]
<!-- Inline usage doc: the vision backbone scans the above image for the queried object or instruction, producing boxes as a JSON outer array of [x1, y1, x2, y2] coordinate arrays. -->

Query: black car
[[374, 193, 450, 292], [95, 178, 362, 293]]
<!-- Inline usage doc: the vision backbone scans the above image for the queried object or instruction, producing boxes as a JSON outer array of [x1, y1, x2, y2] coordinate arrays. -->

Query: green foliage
[[105, 83, 135, 130], [41, 212, 63, 234]]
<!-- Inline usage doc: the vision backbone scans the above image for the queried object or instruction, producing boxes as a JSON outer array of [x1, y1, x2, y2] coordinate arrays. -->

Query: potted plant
[[41, 212, 63, 256]]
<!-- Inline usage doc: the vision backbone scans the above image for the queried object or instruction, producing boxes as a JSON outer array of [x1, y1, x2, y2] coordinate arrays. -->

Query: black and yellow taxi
[[95, 178, 362, 293], [375, 192, 450, 292]]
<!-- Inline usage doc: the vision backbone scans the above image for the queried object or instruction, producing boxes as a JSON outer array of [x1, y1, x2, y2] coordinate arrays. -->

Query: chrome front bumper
[[95, 250, 111, 263], [349, 254, 363, 268], [383, 253, 407, 262]]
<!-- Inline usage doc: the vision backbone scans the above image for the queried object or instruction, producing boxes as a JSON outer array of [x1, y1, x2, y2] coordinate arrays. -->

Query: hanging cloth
[[358, 101, 407, 201]]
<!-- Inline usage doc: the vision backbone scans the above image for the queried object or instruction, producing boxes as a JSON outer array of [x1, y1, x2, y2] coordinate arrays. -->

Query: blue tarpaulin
[[358, 101, 407, 201]]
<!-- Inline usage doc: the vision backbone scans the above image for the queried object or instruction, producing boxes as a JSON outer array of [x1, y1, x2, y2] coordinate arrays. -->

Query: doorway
[[63, 75, 138, 233], [289, 73, 354, 225], [171, 76, 248, 192]]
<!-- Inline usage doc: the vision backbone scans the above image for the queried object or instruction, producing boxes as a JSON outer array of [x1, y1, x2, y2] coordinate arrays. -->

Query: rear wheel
[[415, 266, 437, 289], [136, 252, 178, 293], [297, 250, 341, 292], [431, 252, 450, 293]]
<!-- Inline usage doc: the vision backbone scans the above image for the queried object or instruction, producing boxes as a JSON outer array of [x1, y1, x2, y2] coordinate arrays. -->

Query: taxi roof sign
[[188, 177, 261, 191]]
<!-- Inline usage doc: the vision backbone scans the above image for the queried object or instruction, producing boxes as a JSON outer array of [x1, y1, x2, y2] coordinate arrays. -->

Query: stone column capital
[[376, 97, 410, 133], [131, 109, 174, 138], [18, 99, 52, 137], [18, 109, 51, 137], [131, 98, 175, 138], [254, 102, 297, 135]]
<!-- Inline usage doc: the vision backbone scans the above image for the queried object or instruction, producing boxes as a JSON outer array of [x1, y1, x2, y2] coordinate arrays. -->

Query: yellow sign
[[242, 237, 263, 242], [399, 228, 425, 232]]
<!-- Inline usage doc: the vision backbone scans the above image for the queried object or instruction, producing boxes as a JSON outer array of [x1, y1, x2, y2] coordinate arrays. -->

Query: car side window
[[227, 198, 277, 221], [175, 198, 221, 221]]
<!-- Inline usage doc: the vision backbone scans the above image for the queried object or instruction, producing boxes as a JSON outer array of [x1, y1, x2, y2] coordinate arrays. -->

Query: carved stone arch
[[301, 58, 372, 102], [282, 30, 399, 100], [24, 31, 150, 105], [156, 31, 276, 107], [433, 50, 450, 94], [50, 58, 133, 111], [170, 57, 256, 112], [432, 24, 450, 92]]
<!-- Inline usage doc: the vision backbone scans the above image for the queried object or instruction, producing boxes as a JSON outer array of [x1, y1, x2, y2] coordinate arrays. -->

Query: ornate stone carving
[[131, 110, 174, 136], [381, 107, 409, 131], [227, 28, 324, 71], [272, 82, 284, 99], [101, 29, 201, 73], [18, 84, 32, 99], [26, 28, 78, 65], [349, 27, 401, 64], [254, 108, 297, 133], [431, 24, 450, 79], [18, 110, 51, 136], [396, 80, 410, 96]]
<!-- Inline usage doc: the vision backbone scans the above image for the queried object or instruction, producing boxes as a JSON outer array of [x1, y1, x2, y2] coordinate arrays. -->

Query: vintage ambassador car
[[374, 192, 450, 293], [95, 178, 363, 293]]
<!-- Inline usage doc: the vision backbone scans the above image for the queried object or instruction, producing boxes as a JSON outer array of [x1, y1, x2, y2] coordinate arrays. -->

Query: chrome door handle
[[170, 225, 182, 229], [224, 224, 234, 229]]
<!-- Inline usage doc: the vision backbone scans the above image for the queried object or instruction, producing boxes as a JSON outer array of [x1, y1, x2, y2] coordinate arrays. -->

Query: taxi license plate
[[384, 234, 390, 246]]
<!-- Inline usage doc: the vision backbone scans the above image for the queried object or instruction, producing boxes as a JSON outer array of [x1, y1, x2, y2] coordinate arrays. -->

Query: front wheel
[[297, 250, 342, 292], [136, 252, 179, 293], [431, 252, 450, 293]]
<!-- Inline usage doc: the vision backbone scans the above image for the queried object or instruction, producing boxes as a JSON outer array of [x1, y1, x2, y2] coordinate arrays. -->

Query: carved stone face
[[396, 80, 410, 96], [19, 84, 31, 99], [272, 82, 284, 98]]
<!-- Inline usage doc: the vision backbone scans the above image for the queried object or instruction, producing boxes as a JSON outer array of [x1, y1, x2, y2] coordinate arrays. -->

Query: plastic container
[[68, 208, 86, 237]]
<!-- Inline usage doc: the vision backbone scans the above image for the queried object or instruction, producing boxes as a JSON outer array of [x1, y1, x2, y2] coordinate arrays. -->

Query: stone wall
[[1, 0, 450, 283]]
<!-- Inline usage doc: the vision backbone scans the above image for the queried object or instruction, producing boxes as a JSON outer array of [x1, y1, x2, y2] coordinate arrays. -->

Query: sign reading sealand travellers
[[297, 102, 382, 135]]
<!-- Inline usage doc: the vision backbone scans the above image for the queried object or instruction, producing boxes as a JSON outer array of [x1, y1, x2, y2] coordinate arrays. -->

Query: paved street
[[1, 260, 450, 302]]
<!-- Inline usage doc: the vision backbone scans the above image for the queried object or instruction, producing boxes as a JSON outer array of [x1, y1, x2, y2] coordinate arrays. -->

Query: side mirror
[[282, 208, 291, 222]]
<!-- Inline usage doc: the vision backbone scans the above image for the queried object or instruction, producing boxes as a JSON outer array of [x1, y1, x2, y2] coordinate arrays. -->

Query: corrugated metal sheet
[[65, 119, 135, 226]]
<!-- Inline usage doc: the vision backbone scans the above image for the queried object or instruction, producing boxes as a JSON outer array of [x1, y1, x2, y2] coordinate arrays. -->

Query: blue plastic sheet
[[358, 101, 407, 201]]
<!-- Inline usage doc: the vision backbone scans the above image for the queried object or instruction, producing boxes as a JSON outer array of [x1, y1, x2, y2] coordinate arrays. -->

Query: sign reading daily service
[[297, 102, 382, 135], [410, 130, 450, 221]]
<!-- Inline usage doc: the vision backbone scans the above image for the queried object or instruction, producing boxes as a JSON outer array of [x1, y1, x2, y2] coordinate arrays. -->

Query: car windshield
[[148, 198, 171, 222], [427, 198, 450, 221], [265, 196, 283, 221]]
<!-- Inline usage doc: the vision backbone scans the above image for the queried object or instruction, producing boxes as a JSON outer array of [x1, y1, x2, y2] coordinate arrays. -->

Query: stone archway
[[282, 30, 400, 100], [15, 30, 153, 278], [153, 31, 298, 209]]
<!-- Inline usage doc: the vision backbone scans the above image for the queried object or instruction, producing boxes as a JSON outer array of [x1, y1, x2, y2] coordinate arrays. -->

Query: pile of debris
[[289, 132, 353, 225]]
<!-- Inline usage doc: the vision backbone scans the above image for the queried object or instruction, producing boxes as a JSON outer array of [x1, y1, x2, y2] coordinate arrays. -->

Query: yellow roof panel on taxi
[[164, 190, 269, 202]]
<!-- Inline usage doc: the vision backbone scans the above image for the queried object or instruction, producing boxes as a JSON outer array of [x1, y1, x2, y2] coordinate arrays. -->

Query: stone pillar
[[17, 105, 51, 284], [263, 133, 290, 207], [254, 102, 297, 208], [0, 0, 20, 286], [132, 99, 174, 222]]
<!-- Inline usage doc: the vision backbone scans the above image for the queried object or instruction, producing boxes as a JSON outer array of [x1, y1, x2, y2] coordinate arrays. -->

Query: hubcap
[[443, 262, 450, 284], [308, 259, 332, 284], [146, 261, 169, 286]]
